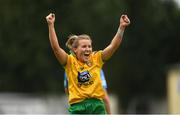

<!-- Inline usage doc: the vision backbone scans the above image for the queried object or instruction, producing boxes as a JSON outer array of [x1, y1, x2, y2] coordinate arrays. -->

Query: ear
[[73, 47, 77, 53]]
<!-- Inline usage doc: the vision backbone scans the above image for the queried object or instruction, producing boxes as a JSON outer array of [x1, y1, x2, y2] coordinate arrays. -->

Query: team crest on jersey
[[77, 71, 93, 87]]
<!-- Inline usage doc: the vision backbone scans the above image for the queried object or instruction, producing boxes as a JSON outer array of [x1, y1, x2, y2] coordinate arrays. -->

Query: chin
[[83, 59, 89, 63], [83, 59, 88, 63]]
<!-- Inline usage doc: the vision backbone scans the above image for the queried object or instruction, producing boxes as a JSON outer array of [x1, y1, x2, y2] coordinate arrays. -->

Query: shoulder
[[92, 51, 103, 64], [92, 50, 103, 57], [65, 54, 77, 68], [67, 54, 76, 62]]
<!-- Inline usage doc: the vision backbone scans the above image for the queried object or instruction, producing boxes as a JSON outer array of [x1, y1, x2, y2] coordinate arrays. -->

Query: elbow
[[52, 47, 61, 57], [51, 45, 60, 52]]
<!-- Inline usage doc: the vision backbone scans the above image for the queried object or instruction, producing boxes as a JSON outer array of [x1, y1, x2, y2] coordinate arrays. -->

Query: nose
[[85, 47, 91, 51]]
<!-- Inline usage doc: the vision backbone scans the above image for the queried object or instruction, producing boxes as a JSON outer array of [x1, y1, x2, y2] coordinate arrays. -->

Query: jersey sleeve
[[93, 50, 104, 68]]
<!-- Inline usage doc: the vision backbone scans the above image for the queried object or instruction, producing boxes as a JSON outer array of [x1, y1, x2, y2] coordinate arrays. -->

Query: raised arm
[[46, 13, 68, 65], [102, 14, 130, 61]]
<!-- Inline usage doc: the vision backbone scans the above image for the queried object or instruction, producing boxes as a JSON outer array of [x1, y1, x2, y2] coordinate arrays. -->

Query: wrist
[[117, 26, 124, 38], [48, 23, 54, 28], [119, 24, 126, 30]]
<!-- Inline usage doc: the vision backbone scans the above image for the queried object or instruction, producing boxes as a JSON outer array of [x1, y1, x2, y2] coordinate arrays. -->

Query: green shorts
[[68, 98, 107, 114]]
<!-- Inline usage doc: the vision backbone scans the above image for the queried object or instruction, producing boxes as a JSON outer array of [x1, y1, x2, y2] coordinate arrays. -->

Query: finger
[[125, 18, 129, 23], [124, 15, 130, 23], [47, 13, 54, 18], [48, 16, 52, 20], [126, 17, 130, 23], [121, 15, 125, 19], [51, 13, 55, 17]]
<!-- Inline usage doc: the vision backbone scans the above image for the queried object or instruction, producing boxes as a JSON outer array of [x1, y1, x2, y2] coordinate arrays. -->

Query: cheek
[[76, 50, 83, 57], [75, 47, 86, 56]]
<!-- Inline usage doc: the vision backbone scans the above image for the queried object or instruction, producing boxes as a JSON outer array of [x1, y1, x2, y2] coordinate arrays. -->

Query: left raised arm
[[102, 14, 130, 61]]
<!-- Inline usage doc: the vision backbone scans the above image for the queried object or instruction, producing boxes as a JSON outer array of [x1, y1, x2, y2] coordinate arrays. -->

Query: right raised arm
[[46, 13, 68, 65]]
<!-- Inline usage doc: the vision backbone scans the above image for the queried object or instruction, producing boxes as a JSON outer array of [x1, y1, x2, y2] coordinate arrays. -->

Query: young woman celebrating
[[46, 13, 130, 114]]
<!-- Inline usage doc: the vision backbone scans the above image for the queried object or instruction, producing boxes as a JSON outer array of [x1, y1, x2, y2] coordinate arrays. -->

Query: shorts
[[68, 98, 107, 114]]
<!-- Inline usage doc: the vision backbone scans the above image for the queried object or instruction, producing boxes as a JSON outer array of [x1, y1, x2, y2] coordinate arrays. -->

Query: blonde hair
[[66, 34, 92, 51]]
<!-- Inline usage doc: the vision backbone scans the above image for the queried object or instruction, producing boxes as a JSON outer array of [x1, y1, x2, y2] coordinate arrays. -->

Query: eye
[[82, 45, 86, 48], [88, 45, 92, 48]]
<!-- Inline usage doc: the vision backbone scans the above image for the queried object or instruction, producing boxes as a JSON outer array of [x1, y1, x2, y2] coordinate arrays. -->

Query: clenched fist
[[46, 13, 55, 25], [120, 15, 130, 27]]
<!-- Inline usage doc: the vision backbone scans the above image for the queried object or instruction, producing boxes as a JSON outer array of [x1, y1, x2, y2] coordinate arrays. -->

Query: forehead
[[78, 39, 91, 45]]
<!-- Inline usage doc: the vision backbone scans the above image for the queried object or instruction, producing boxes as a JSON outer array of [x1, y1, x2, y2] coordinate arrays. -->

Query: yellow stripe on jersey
[[64, 51, 105, 105]]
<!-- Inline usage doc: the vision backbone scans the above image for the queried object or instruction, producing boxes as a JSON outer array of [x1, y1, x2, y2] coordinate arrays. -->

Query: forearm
[[110, 25, 125, 50], [103, 91, 111, 114], [104, 99, 111, 114], [48, 24, 61, 51]]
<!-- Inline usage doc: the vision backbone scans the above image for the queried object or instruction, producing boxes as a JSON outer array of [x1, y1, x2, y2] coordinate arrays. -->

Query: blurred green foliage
[[0, 0, 180, 112]]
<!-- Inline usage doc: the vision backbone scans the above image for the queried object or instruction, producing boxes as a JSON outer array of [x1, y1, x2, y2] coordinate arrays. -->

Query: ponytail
[[66, 35, 78, 50]]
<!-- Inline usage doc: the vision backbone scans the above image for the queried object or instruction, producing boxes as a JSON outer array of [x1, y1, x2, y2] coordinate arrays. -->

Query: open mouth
[[84, 54, 90, 56], [83, 53, 91, 60]]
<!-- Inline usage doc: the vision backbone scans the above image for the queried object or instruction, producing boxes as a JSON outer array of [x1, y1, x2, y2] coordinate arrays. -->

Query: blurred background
[[0, 0, 180, 114]]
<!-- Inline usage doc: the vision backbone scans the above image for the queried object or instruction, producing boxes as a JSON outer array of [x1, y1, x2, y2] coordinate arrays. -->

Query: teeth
[[84, 54, 89, 56]]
